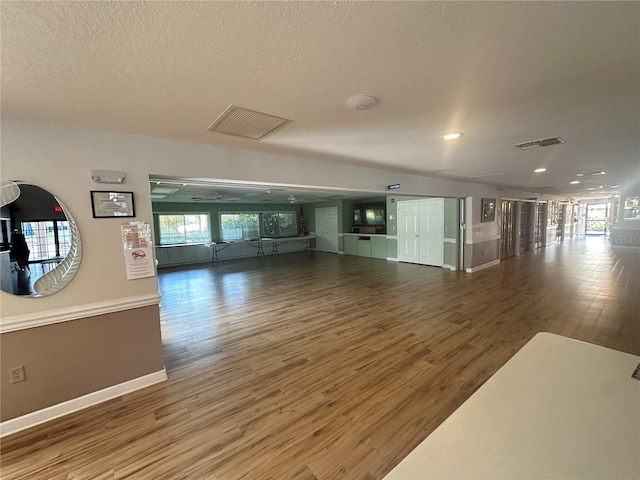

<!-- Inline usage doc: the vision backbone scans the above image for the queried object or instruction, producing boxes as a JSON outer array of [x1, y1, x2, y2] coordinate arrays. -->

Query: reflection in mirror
[[1, 181, 82, 297]]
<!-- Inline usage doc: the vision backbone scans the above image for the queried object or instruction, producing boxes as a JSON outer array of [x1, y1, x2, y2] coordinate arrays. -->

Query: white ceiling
[[2, 2, 638, 200]]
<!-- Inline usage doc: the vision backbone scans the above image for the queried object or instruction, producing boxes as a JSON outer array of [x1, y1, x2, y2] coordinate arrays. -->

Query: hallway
[[2, 236, 638, 479]]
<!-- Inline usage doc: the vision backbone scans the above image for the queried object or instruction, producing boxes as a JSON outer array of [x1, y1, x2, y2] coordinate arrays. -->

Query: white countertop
[[384, 332, 640, 479]]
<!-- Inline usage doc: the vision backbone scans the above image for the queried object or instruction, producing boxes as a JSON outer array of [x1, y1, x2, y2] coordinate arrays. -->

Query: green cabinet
[[371, 236, 387, 259], [344, 235, 357, 255], [356, 237, 373, 257], [344, 234, 387, 259]]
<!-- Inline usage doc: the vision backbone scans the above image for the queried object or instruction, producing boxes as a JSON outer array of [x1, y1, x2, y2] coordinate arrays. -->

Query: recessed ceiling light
[[534, 168, 546, 173], [442, 132, 463, 140], [570, 180, 580, 184]]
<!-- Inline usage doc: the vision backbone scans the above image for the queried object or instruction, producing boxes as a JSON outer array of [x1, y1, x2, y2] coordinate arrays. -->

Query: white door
[[419, 198, 444, 267], [397, 200, 420, 263], [315, 207, 339, 253]]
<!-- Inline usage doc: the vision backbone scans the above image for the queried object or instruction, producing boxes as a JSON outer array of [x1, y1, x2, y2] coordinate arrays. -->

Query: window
[[21, 221, 70, 260], [220, 213, 259, 241], [623, 197, 640, 220], [220, 211, 297, 241], [262, 212, 296, 237], [158, 214, 211, 245]]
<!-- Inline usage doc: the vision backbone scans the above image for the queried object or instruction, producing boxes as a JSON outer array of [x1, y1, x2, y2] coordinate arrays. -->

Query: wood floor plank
[[1, 236, 638, 479]]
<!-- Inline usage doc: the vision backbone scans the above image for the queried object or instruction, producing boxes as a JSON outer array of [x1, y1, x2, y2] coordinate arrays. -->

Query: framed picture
[[481, 198, 496, 222], [91, 191, 135, 218]]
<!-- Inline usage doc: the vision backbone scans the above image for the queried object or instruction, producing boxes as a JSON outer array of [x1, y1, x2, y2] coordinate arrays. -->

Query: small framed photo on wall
[[91, 191, 135, 218], [481, 198, 496, 222]]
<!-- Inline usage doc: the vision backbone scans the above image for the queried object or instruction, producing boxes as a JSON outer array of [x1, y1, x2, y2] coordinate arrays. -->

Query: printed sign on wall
[[121, 222, 156, 280]]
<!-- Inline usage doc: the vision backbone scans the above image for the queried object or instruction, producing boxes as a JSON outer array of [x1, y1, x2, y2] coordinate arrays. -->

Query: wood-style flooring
[[2, 235, 639, 479]]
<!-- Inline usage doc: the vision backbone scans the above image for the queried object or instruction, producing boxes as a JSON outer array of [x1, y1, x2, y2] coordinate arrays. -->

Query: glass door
[[585, 204, 608, 235], [534, 203, 546, 248], [500, 200, 516, 259]]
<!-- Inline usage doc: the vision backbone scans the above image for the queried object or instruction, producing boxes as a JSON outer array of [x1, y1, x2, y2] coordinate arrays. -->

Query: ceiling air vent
[[514, 136, 564, 150], [207, 105, 291, 140]]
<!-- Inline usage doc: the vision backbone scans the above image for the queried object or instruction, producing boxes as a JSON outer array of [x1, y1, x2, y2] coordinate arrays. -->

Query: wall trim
[[386, 257, 399, 262], [444, 238, 457, 244], [465, 259, 500, 273], [386, 235, 398, 240], [466, 235, 501, 244], [0, 293, 162, 334], [0, 368, 167, 438], [443, 264, 457, 271]]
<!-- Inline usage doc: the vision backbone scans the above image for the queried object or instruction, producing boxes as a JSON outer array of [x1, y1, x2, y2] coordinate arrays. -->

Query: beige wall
[[0, 306, 163, 421], [465, 239, 500, 270]]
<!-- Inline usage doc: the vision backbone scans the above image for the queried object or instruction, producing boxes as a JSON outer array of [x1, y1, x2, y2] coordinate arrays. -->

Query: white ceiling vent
[[207, 105, 291, 140], [514, 136, 564, 150]]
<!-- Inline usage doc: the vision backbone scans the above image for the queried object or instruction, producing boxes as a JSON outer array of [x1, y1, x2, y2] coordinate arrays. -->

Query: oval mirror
[[1, 181, 82, 297]]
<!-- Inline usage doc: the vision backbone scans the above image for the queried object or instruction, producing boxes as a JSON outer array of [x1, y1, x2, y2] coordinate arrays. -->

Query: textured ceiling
[[2, 1, 638, 199]]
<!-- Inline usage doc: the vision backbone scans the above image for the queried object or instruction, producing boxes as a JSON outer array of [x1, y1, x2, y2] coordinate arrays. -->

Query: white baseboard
[[386, 257, 399, 262], [465, 258, 500, 273], [0, 368, 167, 438], [443, 264, 457, 271]]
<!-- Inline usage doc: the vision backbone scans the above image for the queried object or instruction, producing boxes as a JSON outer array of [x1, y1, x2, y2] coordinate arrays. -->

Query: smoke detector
[[346, 95, 377, 111]]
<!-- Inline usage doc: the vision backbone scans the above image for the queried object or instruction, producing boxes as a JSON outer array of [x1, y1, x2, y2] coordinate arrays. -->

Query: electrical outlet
[[9, 366, 26, 384]]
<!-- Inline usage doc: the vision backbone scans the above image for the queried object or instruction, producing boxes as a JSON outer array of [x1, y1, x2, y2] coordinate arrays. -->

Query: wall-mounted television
[[353, 202, 386, 226]]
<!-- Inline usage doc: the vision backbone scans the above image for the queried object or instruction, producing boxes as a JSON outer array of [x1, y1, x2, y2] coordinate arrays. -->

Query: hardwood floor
[[2, 236, 639, 479]]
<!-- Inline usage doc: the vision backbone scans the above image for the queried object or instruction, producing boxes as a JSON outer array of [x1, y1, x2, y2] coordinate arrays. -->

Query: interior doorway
[[520, 202, 534, 254], [585, 204, 608, 235], [557, 203, 567, 242], [534, 202, 546, 248], [397, 198, 444, 267], [315, 206, 339, 252], [500, 200, 517, 260]]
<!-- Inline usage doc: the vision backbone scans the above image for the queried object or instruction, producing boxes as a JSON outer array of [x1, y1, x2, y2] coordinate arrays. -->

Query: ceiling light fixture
[[577, 171, 606, 177], [442, 132, 462, 140], [534, 168, 547, 173], [570, 180, 580, 184]]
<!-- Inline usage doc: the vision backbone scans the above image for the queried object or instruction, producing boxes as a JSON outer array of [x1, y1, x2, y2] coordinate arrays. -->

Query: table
[[211, 239, 266, 263], [383, 332, 640, 479], [268, 235, 315, 255], [28, 256, 64, 273], [211, 236, 315, 262]]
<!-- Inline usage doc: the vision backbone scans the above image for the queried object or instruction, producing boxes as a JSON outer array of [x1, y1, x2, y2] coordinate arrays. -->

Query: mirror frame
[[1, 181, 82, 297]]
